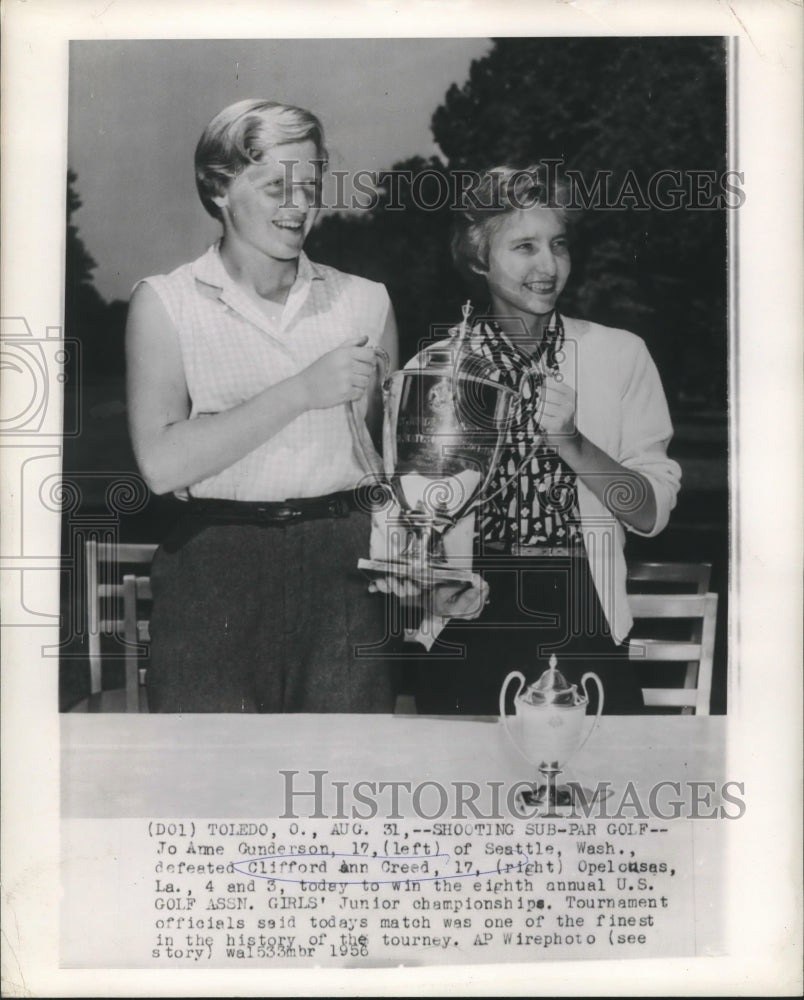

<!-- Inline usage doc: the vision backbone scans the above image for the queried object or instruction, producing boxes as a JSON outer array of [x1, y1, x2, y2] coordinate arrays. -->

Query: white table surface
[[61, 713, 726, 818]]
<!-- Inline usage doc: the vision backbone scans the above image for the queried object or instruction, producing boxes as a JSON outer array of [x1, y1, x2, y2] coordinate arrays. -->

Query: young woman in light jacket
[[406, 164, 682, 715]]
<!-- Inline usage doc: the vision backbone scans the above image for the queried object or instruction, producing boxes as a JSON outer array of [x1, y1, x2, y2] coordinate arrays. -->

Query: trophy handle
[[499, 671, 531, 764], [577, 672, 604, 753], [347, 347, 391, 477]]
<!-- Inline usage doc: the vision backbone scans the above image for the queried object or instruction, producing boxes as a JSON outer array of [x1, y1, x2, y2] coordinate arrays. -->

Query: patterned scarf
[[467, 310, 583, 550]]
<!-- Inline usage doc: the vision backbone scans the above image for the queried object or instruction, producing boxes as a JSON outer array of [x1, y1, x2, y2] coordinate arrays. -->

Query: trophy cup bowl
[[500, 658, 604, 813], [352, 306, 518, 590]]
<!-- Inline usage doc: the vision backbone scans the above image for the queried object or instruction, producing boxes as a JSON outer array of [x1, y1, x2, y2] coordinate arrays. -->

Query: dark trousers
[[412, 555, 644, 716], [147, 511, 394, 713]]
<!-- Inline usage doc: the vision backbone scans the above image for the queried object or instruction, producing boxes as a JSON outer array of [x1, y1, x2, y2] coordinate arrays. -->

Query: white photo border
[[1, 1, 801, 996]]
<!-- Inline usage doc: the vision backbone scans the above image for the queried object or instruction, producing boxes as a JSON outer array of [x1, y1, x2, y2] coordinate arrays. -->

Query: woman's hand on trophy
[[537, 378, 578, 443], [367, 575, 489, 620], [298, 335, 377, 409], [430, 578, 490, 620], [369, 575, 489, 615], [368, 575, 423, 602]]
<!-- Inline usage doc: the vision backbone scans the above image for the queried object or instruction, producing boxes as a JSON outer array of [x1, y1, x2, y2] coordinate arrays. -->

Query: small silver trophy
[[500, 655, 605, 813]]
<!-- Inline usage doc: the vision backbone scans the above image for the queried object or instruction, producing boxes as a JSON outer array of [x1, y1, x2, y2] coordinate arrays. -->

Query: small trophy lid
[[424, 301, 474, 367], [524, 655, 577, 705]]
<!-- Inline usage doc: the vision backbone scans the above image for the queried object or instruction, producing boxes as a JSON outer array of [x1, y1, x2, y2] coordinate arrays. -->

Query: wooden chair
[[122, 572, 154, 712], [626, 562, 718, 714], [76, 539, 157, 712], [627, 561, 712, 595]]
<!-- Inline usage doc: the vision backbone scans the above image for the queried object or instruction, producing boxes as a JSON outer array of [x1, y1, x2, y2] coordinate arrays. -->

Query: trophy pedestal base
[[358, 557, 477, 588], [514, 765, 611, 815], [517, 783, 603, 810], [358, 558, 485, 651]]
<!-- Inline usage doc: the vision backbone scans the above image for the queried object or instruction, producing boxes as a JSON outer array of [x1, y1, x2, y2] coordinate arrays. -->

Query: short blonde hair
[[451, 164, 573, 278], [194, 99, 328, 219]]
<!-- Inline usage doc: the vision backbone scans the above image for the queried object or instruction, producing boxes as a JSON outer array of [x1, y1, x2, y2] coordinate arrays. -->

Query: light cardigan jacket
[[542, 316, 681, 643], [371, 316, 682, 646]]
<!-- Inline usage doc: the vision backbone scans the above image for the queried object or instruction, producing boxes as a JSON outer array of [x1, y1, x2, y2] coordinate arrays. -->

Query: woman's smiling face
[[213, 139, 321, 262], [482, 206, 571, 328]]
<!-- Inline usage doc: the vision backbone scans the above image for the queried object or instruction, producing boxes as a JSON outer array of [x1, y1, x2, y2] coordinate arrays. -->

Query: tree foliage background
[[66, 168, 129, 380], [65, 36, 728, 407], [307, 37, 728, 411]]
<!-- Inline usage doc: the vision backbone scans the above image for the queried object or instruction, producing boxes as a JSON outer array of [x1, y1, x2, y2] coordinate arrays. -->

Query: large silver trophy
[[350, 303, 518, 593]]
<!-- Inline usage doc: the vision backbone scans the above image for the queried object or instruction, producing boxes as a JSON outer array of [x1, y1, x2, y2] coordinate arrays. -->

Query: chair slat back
[[85, 540, 158, 711], [628, 593, 711, 617], [626, 562, 718, 716], [627, 561, 712, 594]]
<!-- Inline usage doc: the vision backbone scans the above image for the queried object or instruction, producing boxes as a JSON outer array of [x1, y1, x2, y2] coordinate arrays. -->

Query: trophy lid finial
[[456, 300, 473, 343], [525, 654, 576, 705]]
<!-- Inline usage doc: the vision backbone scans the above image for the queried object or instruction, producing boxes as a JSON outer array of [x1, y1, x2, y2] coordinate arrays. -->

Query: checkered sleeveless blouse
[[136, 244, 390, 501]]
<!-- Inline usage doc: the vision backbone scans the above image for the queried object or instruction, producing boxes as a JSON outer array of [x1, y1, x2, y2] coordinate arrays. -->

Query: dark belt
[[184, 490, 365, 526]]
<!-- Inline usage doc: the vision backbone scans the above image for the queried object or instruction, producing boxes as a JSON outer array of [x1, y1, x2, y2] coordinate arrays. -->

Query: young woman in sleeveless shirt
[[127, 100, 398, 712]]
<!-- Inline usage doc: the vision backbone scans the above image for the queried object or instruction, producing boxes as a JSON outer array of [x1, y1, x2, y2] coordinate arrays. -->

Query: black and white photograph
[[1, 1, 801, 996], [58, 35, 729, 720]]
